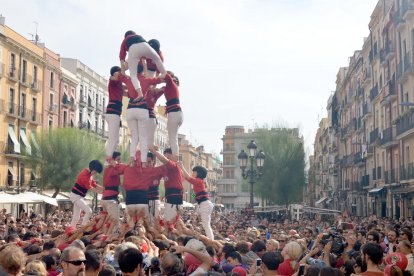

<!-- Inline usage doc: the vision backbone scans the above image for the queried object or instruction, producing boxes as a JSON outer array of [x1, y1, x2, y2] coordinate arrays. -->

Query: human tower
[[69, 31, 215, 240]]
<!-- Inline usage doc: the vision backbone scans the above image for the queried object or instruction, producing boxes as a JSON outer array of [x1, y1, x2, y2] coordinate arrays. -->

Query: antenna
[[31, 21, 39, 45]]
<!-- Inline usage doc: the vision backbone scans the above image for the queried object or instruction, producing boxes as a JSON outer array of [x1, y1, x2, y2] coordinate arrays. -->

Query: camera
[[256, 258, 262, 267], [321, 233, 345, 256]]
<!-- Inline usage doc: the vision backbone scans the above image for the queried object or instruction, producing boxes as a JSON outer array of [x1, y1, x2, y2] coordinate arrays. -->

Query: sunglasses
[[64, 259, 87, 266]]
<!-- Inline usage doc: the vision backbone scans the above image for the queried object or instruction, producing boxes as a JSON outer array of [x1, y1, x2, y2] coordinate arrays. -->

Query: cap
[[232, 266, 247, 276]]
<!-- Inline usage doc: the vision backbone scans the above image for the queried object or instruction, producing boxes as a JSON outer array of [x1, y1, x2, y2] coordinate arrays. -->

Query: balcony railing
[[351, 181, 362, 192], [400, 163, 414, 180], [372, 168, 377, 180], [18, 106, 28, 121], [354, 152, 364, 164], [361, 175, 370, 187], [29, 109, 42, 125], [384, 169, 396, 184], [7, 102, 18, 117], [370, 85, 379, 101], [8, 66, 17, 81], [370, 128, 379, 144], [377, 166, 382, 179], [362, 67, 372, 85], [363, 102, 372, 117], [3, 143, 20, 156], [396, 108, 414, 136], [380, 127, 393, 145]]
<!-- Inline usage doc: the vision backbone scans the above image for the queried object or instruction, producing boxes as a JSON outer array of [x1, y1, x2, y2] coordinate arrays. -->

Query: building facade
[[0, 17, 44, 190], [310, 0, 414, 219]]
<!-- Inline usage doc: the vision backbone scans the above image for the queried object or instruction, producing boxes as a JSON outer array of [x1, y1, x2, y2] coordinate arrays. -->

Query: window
[[33, 65, 38, 83], [20, 163, 25, 185], [50, 71, 54, 88], [49, 93, 54, 110], [10, 53, 16, 77], [49, 117, 53, 128], [22, 60, 27, 83], [8, 88, 15, 113], [20, 93, 26, 118], [32, 98, 37, 121], [63, 111, 68, 126], [7, 161, 14, 186]]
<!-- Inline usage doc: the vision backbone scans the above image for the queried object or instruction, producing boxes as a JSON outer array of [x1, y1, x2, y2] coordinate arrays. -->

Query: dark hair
[[148, 39, 161, 53], [98, 264, 117, 276], [183, 237, 196, 246], [110, 66, 121, 76], [41, 255, 56, 270], [5, 234, 19, 243], [137, 63, 144, 74], [147, 151, 155, 160], [251, 240, 266, 253], [206, 245, 216, 257], [124, 230, 139, 239], [89, 160, 103, 174], [342, 260, 356, 276], [358, 230, 367, 238], [80, 237, 91, 247], [401, 228, 413, 242], [262, 251, 283, 271], [27, 244, 42, 255], [319, 267, 344, 276], [367, 230, 380, 243], [124, 30, 135, 37], [153, 239, 170, 251], [226, 251, 242, 263], [222, 243, 236, 259], [163, 148, 172, 155], [235, 241, 249, 254], [85, 249, 102, 271], [361, 243, 383, 265], [305, 267, 320, 276], [43, 240, 55, 250], [118, 248, 143, 273], [192, 166, 207, 179], [112, 151, 121, 160]]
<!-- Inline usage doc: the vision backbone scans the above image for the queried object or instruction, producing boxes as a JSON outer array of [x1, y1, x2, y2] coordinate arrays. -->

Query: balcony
[[396, 108, 414, 137], [380, 127, 397, 147], [79, 95, 87, 106], [48, 104, 58, 113], [400, 163, 414, 181], [361, 175, 370, 187], [18, 106, 29, 121], [351, 181, 362, 192], [394, 10, 406, 30], [370, 128, 379, 144], [369, 85, 379, 101], [31, 79, 41, 92], [1, 142, 21, 158], [384, 169, 396, 184], [372, 168, 377, 180], [87, 98, 95, 111], [29, 109, 42, 125], [96, 103, 104, 113], [62, 95, 76, 110], [354, 152, 364, 164], [362, 102, 372, 121], [8, 67, 18, 81], [6, 102, 18, 118], [380, 79, 396, 105], [20, 73, 30, 88], [402, 0, 414, 20]]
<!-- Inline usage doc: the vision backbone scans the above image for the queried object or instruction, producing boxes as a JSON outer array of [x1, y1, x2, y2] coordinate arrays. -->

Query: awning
[[16, 192, 58, 206], [0, 192, 19, 203], [368, 187, 385, 195], [392, 186, 414, 194], [315, 197, 328, 205], [31, 135, 41, 153], [8, 167, 17, 181], [8, 126, 20, 153], [19, 129, 31, 155]]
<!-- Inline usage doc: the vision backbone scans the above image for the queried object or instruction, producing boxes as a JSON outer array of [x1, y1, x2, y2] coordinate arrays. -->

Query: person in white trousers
[[119, 31, 166, 97], [70, 160, 104, 227], [160, 72, 183, 160], [179, 163, 214, 240]]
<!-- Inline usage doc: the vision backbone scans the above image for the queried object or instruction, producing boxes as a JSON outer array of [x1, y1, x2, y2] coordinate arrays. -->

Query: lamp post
[[238, 140, 265, 209]]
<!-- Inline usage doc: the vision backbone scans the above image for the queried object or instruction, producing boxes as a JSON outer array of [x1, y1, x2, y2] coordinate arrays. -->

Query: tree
[[255, 127, 306, 206], [28, 127, 105, 197]]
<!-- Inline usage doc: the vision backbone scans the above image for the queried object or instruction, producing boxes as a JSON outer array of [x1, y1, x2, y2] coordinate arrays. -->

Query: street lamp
[[238, 140, 265, 209]]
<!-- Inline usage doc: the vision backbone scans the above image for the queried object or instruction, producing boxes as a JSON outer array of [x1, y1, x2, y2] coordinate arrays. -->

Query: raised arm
[[178, 162, 191, 179], [149, 147, 169, 164], [171, 245, 214, 272]]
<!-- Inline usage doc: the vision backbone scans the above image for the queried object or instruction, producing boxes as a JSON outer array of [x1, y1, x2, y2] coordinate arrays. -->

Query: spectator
[[118, 248, 143, 276], [85, 249, 103, 276], [24, 260, 48, 276], [98, 264, 116, 276], [0, 245, 27, 276], [260, 251, 284, 276], [41, 255, 59, 276], [387, 230, 399, 254], [400, 228, 413, 243], [367, 230, 380, 244], [278, 241, 303, 276], [319, 267, 344, 276], [266, 239, 280, 252], [361, 243, 385, 275], [61, 246, 87, 276], [160, 252, 184, 276], [397, 240, 414, 275]]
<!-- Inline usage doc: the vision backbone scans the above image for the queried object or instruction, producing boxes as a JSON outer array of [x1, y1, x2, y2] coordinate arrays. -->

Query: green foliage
[[255, 127, 306, 205], [28, 127, 105, 196]]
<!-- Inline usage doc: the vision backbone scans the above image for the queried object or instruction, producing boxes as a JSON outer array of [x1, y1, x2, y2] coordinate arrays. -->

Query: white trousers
[[198, 200, 214, 240], [126, 204, 149, 223], [70, 192, 92, 227], [164, 203, 182, 224], [147, 118, 157, 148], [128, 43, 166, 91], [101, 199, 120, 232], [126, 108, 149, 162], [167, 111, 183, 156], [105, 114, 121, 157], [149, 199, 161, 220]]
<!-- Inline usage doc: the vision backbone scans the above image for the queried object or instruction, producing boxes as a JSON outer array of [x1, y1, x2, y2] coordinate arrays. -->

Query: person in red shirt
[[150, 147, 183, 231], [101, 152, 127, 234], [119, 30, 166, 97], [157, 71, 183, 161], [179, 164, 214, 240], [142, 39, 164, 78], [70, 160, 104, 227], [147, 151, 163, 225], [105, 66, 141, 165], [122, 151, 166, 228]]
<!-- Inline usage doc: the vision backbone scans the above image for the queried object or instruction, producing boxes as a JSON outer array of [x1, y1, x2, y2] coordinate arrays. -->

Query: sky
[[0, 0, 378, 157]]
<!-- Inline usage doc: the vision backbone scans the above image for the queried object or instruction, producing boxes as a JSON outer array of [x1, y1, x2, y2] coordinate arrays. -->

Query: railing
[[370, 128, 379, 144], [377, 166, 382, 179], [370, 85, 379, 101], [380, 127, 393, 145], [8, 66, 17, 81], [363, 102, 371, 117], [396, 108, 414, 136], [97, 103, 104, 112], [31, 79, 41, 92], [384, 169, 396, 184], [29, 109, 42, 125], [351, 181, 361, 192], [79, 95, 87, 105], [20, 73, 30, 87], [3, 142, 20, 155], [362, 67, 372, 85], [7, 102, 18, 117], [354, 152, 363, 163], [400, 163, 414, 180], [372, 168, 377, 180], [18, 106, 28, 121]]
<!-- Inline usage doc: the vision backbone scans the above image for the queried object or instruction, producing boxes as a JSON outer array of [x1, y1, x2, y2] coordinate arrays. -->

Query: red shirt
[[361, 272, 386, 276], [119, 74, 138, 99], [164, 160, 183, 190], [102, 164, 127, 198], [146, 50, 164, 71], [146, 89, 164, 110], [119, 34, 146, 61], [186, 177, 208, 196], [138, 74, 163, 96], [163, 74, 179, 101], [277, 259, 294, 276], [72, 169, 97, 196], [123, 165, 166, 191], [108, 79, 123, 102]]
